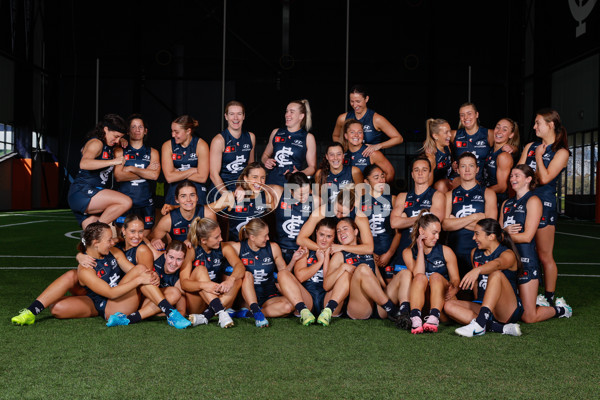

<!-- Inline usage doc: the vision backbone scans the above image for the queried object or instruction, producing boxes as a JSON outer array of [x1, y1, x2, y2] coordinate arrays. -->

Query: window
[[0, 123, 14, 157], [565, 130, 597, 197]]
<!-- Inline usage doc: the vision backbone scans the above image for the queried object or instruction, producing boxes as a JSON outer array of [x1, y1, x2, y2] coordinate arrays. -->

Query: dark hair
[[239, 161, 267, 191], [340, 119, 364, 151], [457, 152, 478, 164], [166, 240, 186, 254], [409, 209, 441, 250], [363, 163, 383, 179], [411, 156, 432, 171], [173, 115, 199, 133], [122, 213, 144, 230], [287, 171, 311, 186], [175, 181, 198, 198], [476, 218, 523, 276], [86, 114, 127, 141], [458, 102, 480, 130], [336, 217, 360, 244], [535, 108, 569, 153], [349, 85, 368, 98], [336, 188, 356, 210], [78, 222, 111, 253], [317, 142, 345, 187], [225, 100, 246, 114], [512, 164, 537, 190], [315, 217, 338, 233], [127, 113, 147, 130], [496, 117, 520, 149]]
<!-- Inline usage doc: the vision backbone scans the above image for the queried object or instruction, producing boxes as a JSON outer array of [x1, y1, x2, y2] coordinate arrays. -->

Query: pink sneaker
[[423, 315, 439, 333], [410, 316, 423, 334]]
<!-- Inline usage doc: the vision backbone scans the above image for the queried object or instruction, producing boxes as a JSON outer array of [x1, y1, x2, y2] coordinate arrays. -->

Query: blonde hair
[[422, 118, 449, 154], [290, 99, 312, 132], [239, 218, 268, 241], [496, 117, 520, 149], [409, 209, 441, 250], [188, 217, 220, 247]]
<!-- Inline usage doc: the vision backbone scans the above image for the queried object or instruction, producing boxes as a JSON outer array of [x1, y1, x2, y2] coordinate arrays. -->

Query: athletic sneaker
[[167, 309, 191, 329], [106, 312, 130, 327], [555, 297, 573, 318], [502, 323, 522, 336], [395, 312, 412, 331], [455, 319, 486, 337], [410, 316, 423, 334], [317, 307, 332, 327], [300, 308, 315, 326], [253, 311, 269, 328], [188, 313, 209, 326], [536, 294, 550, 307], [11, 309, 35, 326], [423, 315, 439, 333], [217, 310, 234, 328]]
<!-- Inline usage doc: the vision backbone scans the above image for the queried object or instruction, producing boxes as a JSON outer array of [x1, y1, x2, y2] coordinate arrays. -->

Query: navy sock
[[399, 302, 410, 314], [382, 300, 397, 314], [476, 306, 493, 328], [409, 309, 421, 318], [429, 308, 441, 319], [127, 311, 142, 324], [28, 300, 45, 315], [553, 306, 565, 318], [486, 320, 504, 333], [250, 303, 261, 315], [209, 298, 225, 314], [203, 308, 216, 320], [295, 302, 307, 313], [545, 291, 555, 304], [325, 300, 338, 311], [158, 299, 175, 315]]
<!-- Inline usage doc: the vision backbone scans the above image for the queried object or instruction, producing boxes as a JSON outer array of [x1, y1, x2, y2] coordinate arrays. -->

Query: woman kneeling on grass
[[226, 218, 315, 327], [180, 217, 246, 328], [403, 210, 459, 334], [444, 218, 523, 337], [327, 217, 400, 321], [40, 222, 189, 328]]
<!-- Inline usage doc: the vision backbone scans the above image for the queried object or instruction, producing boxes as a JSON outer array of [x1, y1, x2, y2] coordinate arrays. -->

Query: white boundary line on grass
[[0, 255, 72, 258], [556, 262, 600, 265], [558, 273, 600, 278], [0, 220, 48, 228], [556, 232, 600, 240]]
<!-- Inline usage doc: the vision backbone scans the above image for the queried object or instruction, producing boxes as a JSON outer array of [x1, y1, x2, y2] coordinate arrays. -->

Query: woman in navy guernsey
[[443, 152, 497, 280], [422, 118, 453, 193], [149, 181, 216, 250], [275, 172, 318, 264], [451, 102, 493, 185], [484, 118, 519, 211], [114, 114, 160, 236], [390, 157, 445, 272], [501, 164, 572, 323], [161, 115, 210, 206], [226, 162, 280, 242], [67, 114, 132, 229], [314, 142, 363, 203], [292, 217, 343, 326], [327, 218, 400, 321], [226, 218, 315, 327], [341, 119, 395, 183], [402, 210, 459, 334], [332, 85, 403, 155], [444, 219, 523, 337], [361, 164, 400, 284], [209, 101, 256, 201], [517, 108, 570, 307], [181, 218, 246, 329], [261, 99, 317, 188], [40, 222, 190, 327]]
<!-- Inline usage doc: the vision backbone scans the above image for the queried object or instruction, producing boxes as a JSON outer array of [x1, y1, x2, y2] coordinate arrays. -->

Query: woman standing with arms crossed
[[518, 108, 570, 306], [68, 114, 132, 229], [161, 115, 210, 205], [332, 85, 403, 156], [261, 100, 317, 188]]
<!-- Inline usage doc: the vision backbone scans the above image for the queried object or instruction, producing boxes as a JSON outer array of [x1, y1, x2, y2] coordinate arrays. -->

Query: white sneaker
[[188, 313, 209, 327], [217, 310, 234, 328], [554, 297, 572, 318], [536, 294, 550, 307], [455, 319, 486, 337], [502, 323, 522, 336]]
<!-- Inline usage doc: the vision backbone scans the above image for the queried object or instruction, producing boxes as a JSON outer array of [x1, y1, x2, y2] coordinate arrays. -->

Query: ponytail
[[78, 222, 111, 253], [188, 217, 220, 248], [290, 99, 312, 132], [408, 209, 440, 250], [239, 218, 268, 241], [476, 218, 523, 276]]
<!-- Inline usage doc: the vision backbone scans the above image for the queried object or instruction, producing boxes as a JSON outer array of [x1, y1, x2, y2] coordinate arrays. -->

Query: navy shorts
[[303, 284, 326, 314], [382, 264, 407, 281], [68, 184, 104, 225], [280, 248, 297, 265], [256, 284, 280, 307], [86, 292, 108, 319], [538, 203, 557, 228], [518, 263, 541, 285]]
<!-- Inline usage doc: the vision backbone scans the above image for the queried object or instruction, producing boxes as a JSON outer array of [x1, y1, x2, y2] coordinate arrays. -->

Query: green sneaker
[[11, 309, 35, 326], [317, 307, 332, 327], [300, 308, 315, 326]]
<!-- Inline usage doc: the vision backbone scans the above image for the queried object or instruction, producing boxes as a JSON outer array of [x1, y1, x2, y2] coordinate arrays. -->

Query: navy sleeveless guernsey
[[344, 145, 371, 172], [166, 136, 207, 205], [114, 242, 139, 264], [85, 252, 124, 316], [345, 109, 383, 145], [502, 191, 540, 284], [118, 144, 154, 208], [275, 197, 313, 251], [472, 245, 518, 302], [434, 146, 453, 182], [266, 128, 308, 187], [239, 240, 278, 300], [361, 192, 395, 256], [227, 191, 269, 242], [341, 250, 376, 273], [324, 165, 354, 202], [303, 250, 325, 292], [453, 127, 490, 182], [169, 205, 204, 242], [524, 142, 563, 227], [410, 243, 449, 280], [219, 129, 253, 185], [448, 184, 487, 256], [484, 147, 508, 206], [152, 254, 180, 287], [192, 245, 226, 282]]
